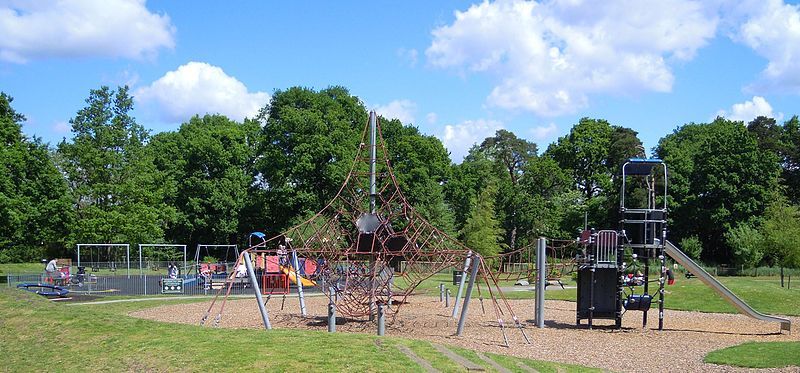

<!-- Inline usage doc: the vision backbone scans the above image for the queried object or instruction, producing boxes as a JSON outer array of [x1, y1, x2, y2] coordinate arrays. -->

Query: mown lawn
[[416, 273, 800, 316], [0, 288, 595, 372], [705, 341, 800, 368]]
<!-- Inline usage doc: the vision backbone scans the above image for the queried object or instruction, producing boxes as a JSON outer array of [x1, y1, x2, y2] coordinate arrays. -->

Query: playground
[[4, 111, 799, 371]]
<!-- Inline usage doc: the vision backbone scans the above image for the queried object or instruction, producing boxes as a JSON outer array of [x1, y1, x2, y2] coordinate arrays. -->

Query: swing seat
[[623, 294, 652, 311]]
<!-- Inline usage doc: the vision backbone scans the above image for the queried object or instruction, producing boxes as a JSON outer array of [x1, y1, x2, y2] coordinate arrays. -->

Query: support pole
[[292, 249, 307, 316], [452, 251, 472, 318], [377, 303, 385, 336], [328, 301, 336, 333], [127, 244, 131, 278], [439, 283, 444, 302], [536, 237, 546, 328], [138, 244, 143, 277], [77, 245, 81, 268], [456, 254, 481, 336], [369, 111, 377, 214], [244, 251, 271, 330], [445, 288, 450, 307]]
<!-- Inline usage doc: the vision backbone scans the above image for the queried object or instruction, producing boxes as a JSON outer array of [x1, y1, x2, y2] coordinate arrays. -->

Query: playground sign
[[162, 278, 183, 294]]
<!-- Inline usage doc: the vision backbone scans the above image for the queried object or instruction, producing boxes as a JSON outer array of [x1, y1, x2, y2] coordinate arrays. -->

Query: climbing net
[[202, 113, 528, 344]]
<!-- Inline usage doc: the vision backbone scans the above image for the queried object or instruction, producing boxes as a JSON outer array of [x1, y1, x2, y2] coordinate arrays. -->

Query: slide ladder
[[665, 240, 791, 332]]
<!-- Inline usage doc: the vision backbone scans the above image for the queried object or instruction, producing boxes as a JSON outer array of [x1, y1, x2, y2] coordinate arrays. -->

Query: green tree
[[444, 147, 498, 232], [57, 86, 170, 245], [149, 115, 260, 247], [479, 129, 538, 249], [725, 224, 764, 268], [679, 236, 703, 261], [251, 86, 366, 233], [761, 198, 800, 270], [783, 116, 800, 205], [656, 118, 781, 263], [545, 118, 644, 230], [519, 156, 579, 239], [0, 93, 73, 262], [380, 117, 454, 233], [459, 184, 505, 258]]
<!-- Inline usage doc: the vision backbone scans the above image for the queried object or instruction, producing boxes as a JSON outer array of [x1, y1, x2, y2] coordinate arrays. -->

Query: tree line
[[1, 86, 799, 270]]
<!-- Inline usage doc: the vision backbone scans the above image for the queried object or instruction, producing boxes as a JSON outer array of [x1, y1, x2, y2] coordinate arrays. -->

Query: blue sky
[[2, 0, 799, 161]]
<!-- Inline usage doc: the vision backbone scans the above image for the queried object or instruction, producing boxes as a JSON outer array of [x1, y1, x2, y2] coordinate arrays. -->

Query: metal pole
[[183, 245, 187, 276], [452, 251, 472, 318], [445, 288, 450, 307], [439, 283, 444, 302], [244, 251, 271, 330], [138, 244, 142, 277], [127, 244, 131, 278], [77, 245, 81, 268], [377, 304, 385, 336], [292, 249, 307, 316], [456, 253, 480, 336], [369, 111, 377, 214], [536, 237, 546, 328], [328, 301, 336, 333]]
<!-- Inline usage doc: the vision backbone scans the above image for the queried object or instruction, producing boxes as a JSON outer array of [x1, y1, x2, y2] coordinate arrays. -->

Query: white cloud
[[426, 112, 438, 125], [716, 96, 782, 122], [397, 48, 419, 67], [374, 99, 417, 124], [426, 0, 717, 116], [440, 119, 503, 161], [733, 0, 800, 93], [530, 123, 557, 140], [0, 0, 175, 63], [135, 62, 269, 123], [53, 121, 70, 134]]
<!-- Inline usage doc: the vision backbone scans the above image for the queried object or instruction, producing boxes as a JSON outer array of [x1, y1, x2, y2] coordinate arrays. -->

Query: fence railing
[[4, 272, 306, 297]]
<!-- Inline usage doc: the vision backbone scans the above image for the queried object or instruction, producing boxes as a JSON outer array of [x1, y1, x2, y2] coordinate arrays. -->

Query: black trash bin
[[452, 270, 463, 285]]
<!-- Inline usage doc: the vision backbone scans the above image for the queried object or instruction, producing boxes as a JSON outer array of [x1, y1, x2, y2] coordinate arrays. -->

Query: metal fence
[[4, 271, 301, 297]]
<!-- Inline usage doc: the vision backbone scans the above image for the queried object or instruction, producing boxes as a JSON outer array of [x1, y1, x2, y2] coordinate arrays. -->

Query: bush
[[680, 236, 703, 260], [725, 223, 764, 268], [0, 245, 45, 263]]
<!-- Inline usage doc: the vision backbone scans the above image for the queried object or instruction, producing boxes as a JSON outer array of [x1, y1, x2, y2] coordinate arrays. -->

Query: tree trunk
[[509, 226, 517, 252], [780, 266, 784, 287]]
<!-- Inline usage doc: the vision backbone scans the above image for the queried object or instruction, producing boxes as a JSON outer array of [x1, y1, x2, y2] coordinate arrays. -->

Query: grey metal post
[[292, 249, 307, 316], [377, 303, 385, 336], [77, 245, 81, 267], [328, 302, 336, 333], [536, 237, 546, 328], [456, 253, 481, 336], [244, 251, 271, 330], [127, 244, 131, 278], [183, 245, 187, 276], [451, 251, 472, 318], [369, 111, 377, 214], [439, 283, 444, 302], [445, 288, 450, 307], [138, 244, 143, 277]]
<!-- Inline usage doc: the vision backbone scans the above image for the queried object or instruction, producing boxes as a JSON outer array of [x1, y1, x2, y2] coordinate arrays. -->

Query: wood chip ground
[[130, 295, 800, 372]]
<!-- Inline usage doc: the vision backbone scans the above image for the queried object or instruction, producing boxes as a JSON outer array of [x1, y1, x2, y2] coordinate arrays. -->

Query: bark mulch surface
[[130, 295, 799, 372]]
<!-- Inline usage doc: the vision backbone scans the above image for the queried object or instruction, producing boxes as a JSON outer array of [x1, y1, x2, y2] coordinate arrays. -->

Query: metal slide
[[665, 240, 791, 332]]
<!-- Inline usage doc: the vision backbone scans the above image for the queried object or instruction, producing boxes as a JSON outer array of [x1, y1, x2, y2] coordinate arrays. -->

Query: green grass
[[541, 276, 800, 316], [0, 288, 591, 372], [704, 341, 800, 368], [0, 262, 48, 273], [403, 270, 800, 316]]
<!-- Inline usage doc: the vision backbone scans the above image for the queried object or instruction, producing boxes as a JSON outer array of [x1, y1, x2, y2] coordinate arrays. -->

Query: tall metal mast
[[369, 111, 377, 214]]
